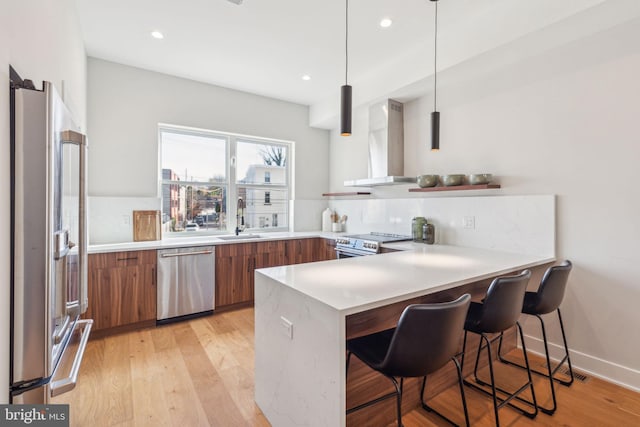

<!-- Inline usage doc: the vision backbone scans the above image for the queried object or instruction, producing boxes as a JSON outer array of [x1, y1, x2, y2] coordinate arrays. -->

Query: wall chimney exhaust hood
[[344, 99, 416, 187]]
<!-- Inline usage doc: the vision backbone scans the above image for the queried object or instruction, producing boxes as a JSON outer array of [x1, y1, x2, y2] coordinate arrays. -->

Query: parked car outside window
[[185, 223, 199, 232]]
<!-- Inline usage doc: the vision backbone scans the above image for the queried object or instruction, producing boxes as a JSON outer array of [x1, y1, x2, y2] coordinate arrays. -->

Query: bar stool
[[498, 260, 574, 415], [460, 270, 537, 427], [346, 294, 471, 427]]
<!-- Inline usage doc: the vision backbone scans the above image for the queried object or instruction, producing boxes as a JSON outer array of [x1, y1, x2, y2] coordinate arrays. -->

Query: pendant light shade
[[431, 111, 440, 151], [341, 84, 352, 136], [430, 0, 440, 151], [340, 0, 352, 136]]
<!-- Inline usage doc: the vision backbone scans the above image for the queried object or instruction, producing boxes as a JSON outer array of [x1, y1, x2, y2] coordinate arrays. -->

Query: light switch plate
[[463, 216, 475, 229]]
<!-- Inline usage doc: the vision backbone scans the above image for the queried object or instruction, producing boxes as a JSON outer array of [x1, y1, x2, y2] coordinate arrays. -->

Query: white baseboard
[[521, 334, 640, 393]]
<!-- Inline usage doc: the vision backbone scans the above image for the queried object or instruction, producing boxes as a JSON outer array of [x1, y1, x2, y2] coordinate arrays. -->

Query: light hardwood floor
[[53, 308, 640, 426]]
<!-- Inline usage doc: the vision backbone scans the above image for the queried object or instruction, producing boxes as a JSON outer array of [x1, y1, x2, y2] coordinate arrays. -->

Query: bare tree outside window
[[260, 146, 287, 167]]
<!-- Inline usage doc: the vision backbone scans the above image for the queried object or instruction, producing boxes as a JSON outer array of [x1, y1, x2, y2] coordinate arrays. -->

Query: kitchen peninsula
[[254, 244, 555, 427]]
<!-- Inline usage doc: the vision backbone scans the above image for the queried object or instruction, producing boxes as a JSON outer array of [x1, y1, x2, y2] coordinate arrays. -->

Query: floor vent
[[563, 368, 588, 382], [534, 361, 588, 382]]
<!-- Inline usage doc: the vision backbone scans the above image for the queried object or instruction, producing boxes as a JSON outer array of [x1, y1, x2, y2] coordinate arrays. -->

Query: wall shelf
[[322, 192, 371, 197], [408, 184, 500, 193]]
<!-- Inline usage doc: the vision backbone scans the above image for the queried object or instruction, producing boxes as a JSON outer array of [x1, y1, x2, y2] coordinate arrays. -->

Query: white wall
[[329, 18, 640, 389], [87, 58, 329, 200], [0, 0, 87, 404]]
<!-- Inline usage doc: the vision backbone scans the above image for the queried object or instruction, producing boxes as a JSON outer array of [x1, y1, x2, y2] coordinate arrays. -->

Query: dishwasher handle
[[160, 250, 213, 258]]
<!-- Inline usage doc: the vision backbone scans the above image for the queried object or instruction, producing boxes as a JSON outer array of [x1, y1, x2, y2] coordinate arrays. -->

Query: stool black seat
[[498, 260, 574, 415], [461, 270, 537, 427], [346, 294, 471, 427]]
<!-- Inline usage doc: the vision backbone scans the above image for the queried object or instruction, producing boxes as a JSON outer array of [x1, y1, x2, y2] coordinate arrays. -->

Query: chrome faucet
[[235, 197, 245, 235]]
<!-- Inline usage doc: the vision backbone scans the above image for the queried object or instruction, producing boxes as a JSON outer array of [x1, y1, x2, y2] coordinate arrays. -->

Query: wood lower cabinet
[[84, 250, 157, 334], [285, 237, 335, 264], [83, 237, 336, 330], [322, 238, 337, 261], [215, 238, 334, 309], [215, 244, 255, 307]]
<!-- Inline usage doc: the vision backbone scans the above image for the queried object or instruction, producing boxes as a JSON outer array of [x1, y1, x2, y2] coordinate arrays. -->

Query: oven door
[[335, 248, 373, 258]]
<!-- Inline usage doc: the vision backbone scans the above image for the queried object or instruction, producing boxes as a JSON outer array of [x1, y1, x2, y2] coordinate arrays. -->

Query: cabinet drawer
[[89, 250, 157, 269], [255, 240, 285, 254], [215, 242, 257, 258]]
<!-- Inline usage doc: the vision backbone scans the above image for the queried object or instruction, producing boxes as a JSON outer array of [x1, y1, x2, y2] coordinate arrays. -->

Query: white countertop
[[256, 243, 554, 315], [88, 231, 345, 253]]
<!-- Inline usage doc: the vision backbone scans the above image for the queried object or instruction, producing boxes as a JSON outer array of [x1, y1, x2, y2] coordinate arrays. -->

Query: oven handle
[[335, 248, 373, 257], [50, 319, 93, 397]]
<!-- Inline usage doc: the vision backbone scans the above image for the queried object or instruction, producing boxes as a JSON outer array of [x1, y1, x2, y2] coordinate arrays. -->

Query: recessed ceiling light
[[380, 18, 393, 28], [302, 75, 311, 81], [151, 31, 164, 39]]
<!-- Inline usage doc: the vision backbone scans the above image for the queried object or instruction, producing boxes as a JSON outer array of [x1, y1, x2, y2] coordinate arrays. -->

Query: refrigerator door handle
[[62, 129, 88, 315], [52, 316, 71, 345], [49, 319, 93, 397]]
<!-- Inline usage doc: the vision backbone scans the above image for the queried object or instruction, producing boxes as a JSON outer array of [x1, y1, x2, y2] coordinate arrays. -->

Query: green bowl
[[468, 174, 493, 185], [417, 174, 438, 188], [440, 174, 465, 186]]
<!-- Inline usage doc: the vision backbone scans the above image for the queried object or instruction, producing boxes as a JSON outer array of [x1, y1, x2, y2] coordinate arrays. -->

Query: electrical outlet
[[122, 215, 130, 225], [463, 216, 475, 229], [280, 316, 293, 339]]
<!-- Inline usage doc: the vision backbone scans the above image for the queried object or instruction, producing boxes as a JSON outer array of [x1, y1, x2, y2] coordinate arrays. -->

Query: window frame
[[159, 124, 293, 236]]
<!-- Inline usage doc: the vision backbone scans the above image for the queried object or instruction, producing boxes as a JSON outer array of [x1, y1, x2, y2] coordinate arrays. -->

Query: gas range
[[335, 232, 412, 257]]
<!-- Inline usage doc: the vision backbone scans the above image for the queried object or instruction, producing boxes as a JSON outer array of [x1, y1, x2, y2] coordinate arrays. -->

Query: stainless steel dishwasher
[[157, 246, 215, 323]]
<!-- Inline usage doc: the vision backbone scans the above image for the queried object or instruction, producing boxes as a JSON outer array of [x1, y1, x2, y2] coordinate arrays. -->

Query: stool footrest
[[421, 402, 464, 427], [346, 391, 397, 415], [498, 354, 573, 386], [463, 378, 537, 418]]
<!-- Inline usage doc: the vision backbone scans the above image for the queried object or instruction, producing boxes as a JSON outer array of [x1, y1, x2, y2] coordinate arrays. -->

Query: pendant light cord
[[433, 1, 438, 111], [345, 0, 349, 85]]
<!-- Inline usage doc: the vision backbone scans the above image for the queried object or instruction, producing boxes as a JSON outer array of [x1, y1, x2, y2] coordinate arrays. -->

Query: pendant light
[[430, 0, 440, 151], [340, 0, 352, 136]]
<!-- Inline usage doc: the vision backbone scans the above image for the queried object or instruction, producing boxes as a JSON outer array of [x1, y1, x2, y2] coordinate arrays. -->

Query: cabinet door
[[216, 250, 254, 307], [298, 238, 318, 264], [85, 250, 156, 331], [215, 255, 234, 307], [323, 239, 336, 260], [85, 266, 113, 330], [237, 255, 255, 303], [256, 240, 285, 267]]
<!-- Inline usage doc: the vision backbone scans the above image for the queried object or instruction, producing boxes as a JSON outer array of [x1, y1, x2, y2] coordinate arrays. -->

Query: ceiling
[[76, 0, 638, 128]]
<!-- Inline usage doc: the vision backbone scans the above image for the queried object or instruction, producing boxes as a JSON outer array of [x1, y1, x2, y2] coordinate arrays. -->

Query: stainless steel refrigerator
[[10, 76, 93, 404]]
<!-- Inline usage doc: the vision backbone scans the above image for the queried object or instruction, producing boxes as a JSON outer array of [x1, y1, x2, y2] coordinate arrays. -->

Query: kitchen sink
[[217, 234, 262, 240]]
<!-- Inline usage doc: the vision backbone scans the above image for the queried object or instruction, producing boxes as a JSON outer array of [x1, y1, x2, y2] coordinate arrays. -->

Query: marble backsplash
[[89, 196, 161, 244], [89, 195, 554, 258], [328, 195, 555, 257]]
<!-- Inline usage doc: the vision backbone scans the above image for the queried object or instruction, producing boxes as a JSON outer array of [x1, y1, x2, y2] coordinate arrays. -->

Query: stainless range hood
[[344, 99, 416, 187]]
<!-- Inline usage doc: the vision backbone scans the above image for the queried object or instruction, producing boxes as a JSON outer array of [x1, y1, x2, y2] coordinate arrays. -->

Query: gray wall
[[87, 58, 329, 200]]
